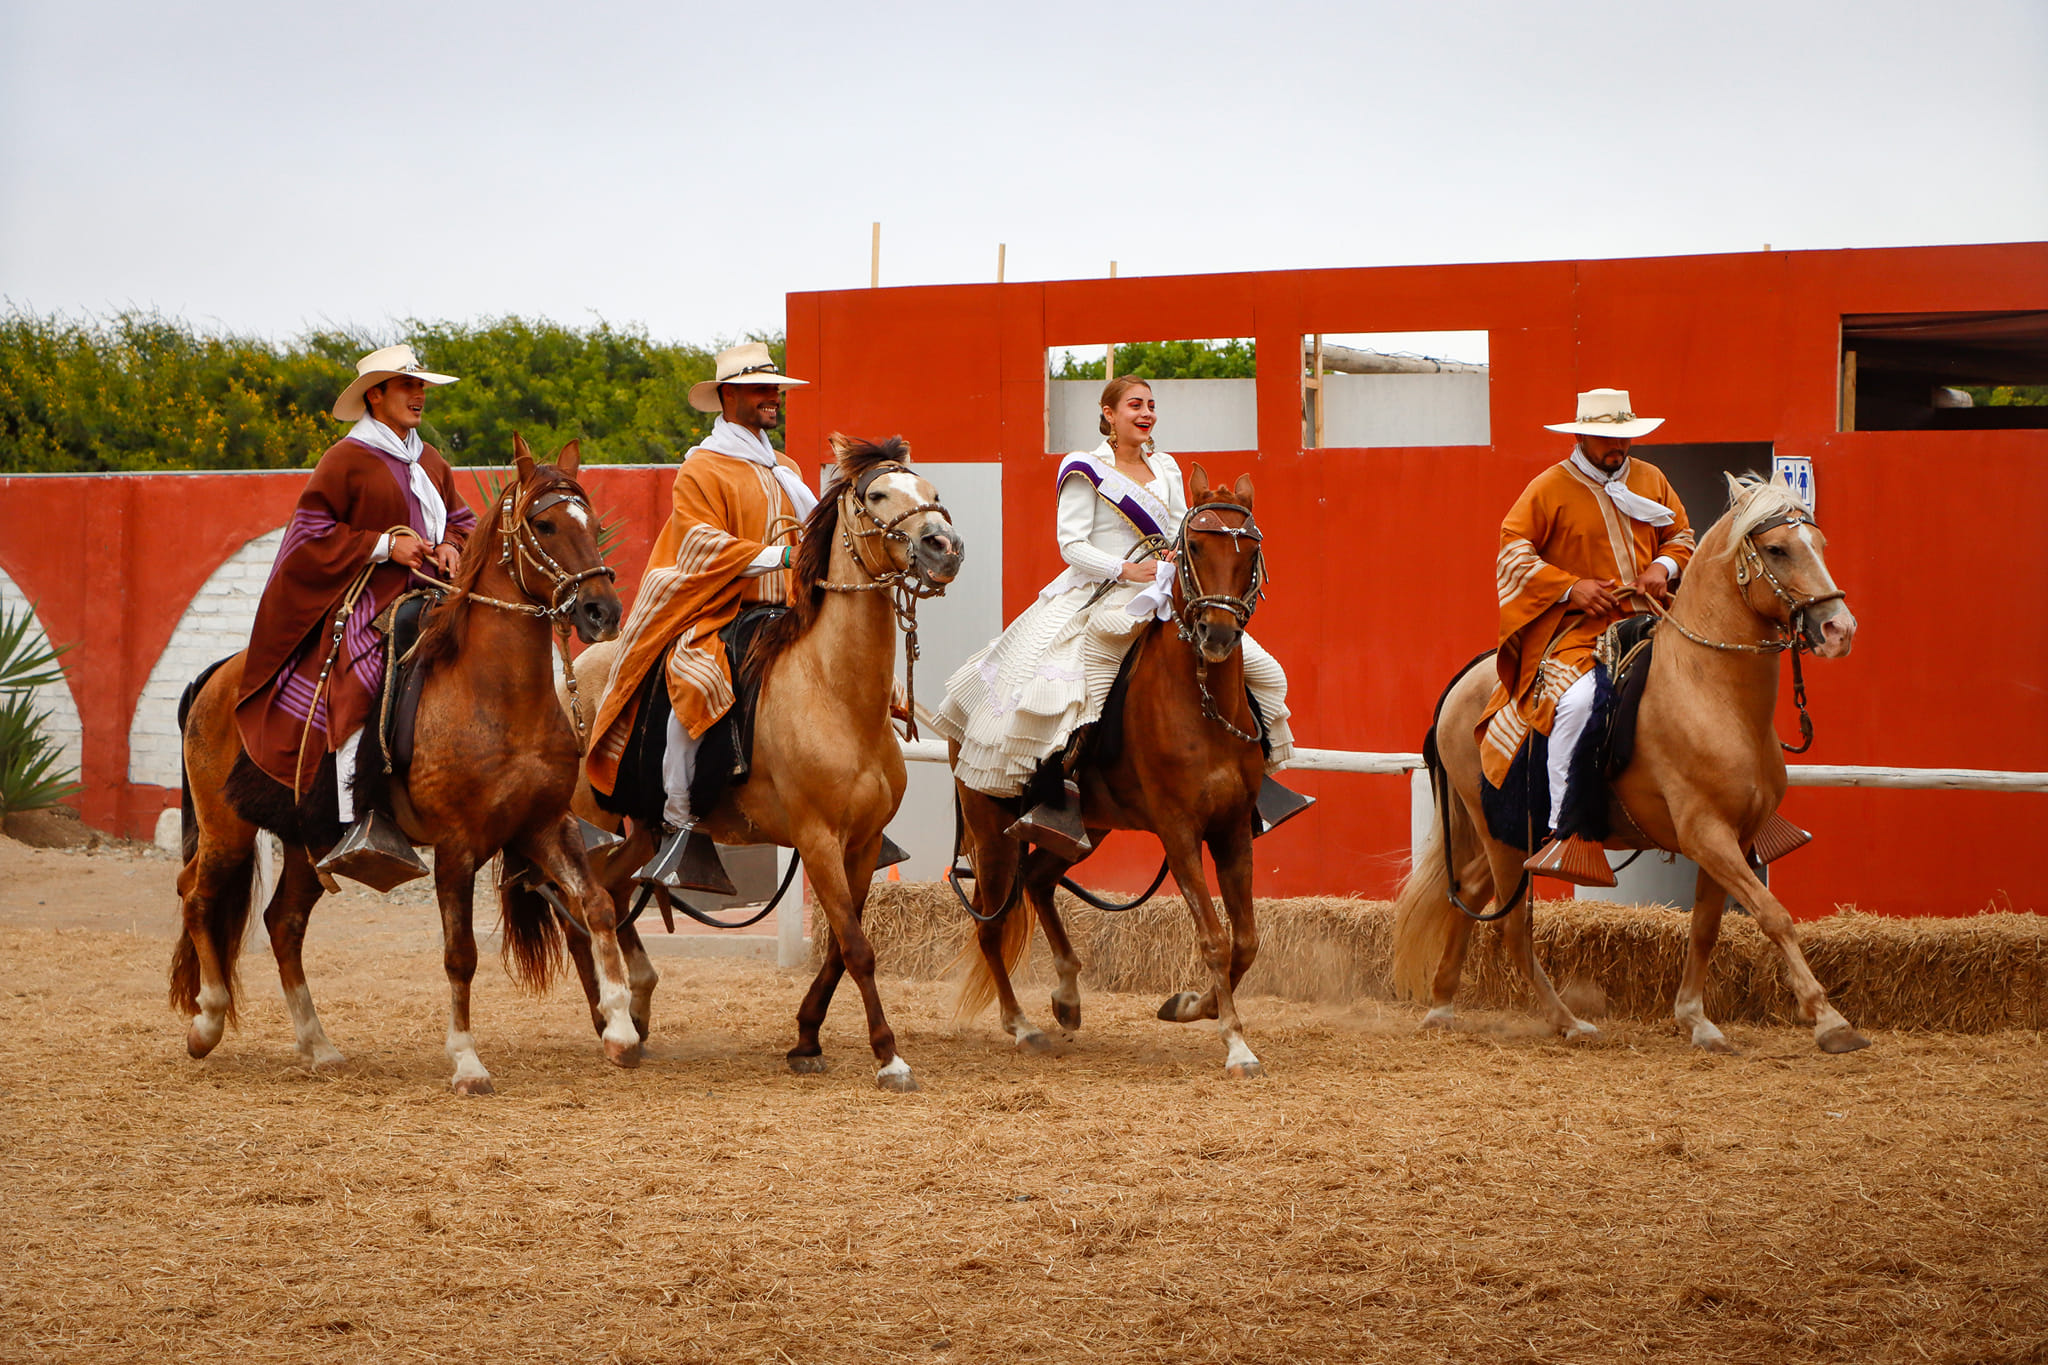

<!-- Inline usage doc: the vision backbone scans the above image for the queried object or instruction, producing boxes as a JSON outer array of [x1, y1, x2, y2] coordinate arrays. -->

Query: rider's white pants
[[662, 712, 701, 829], [1547, 670, 1599, 832], [335, 726, 365, 823]]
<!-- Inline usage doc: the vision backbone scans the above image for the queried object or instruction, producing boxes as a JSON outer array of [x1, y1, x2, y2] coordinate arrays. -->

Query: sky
[[1, 0, 2042, 348]]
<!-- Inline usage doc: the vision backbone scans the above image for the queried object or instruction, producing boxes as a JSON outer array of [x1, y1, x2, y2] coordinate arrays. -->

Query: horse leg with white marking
[[433, 851, 494, 1095], [1025, 843, 1088, 1036], [1155, 828, 1263, 1078], [173, 841, 255, 1059], [522, 817, 640, 1068], [1673, 865, 1737, 1053], [263, 842, 344, 1069], [1685, 829, 1869, 1053]]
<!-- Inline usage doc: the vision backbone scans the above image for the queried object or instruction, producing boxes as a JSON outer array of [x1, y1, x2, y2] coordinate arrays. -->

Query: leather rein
[[815, 461, 952, 740], [1169, 499, 1268, 744], [1632, 507, 1843, 754], [454, 479, 617, 754]]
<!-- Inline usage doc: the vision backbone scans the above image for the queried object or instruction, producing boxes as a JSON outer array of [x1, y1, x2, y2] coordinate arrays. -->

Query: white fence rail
[[900, 738, 2048, 793]]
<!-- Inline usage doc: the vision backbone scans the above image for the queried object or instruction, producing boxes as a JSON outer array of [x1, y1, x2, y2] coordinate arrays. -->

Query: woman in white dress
[[933, 376, 1298, 846]]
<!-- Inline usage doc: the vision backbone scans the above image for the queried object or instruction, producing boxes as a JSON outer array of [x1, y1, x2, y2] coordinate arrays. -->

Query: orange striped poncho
[[586, 449, 801, 798], [1478, 455, 1696, 786]]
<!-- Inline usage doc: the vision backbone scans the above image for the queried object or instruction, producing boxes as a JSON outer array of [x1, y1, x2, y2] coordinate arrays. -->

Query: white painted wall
[[0, 568, 84, 782], [128, 528, 284, 786], [1321, 371, 1491, 448], [1049, 378, 1257, 453]]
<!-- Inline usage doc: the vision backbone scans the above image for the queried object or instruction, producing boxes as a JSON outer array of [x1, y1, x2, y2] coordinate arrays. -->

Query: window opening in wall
[[1629, 443, 1777, 533], [1301, 331, 1490, 449], [1840, 311, 2048, 432], [1045, 338, 1257, 453]]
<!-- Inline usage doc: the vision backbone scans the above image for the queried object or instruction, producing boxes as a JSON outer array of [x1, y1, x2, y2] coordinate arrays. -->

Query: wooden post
[[996, 243, 1005, 283], [1303, 333, 1326, 448], [1105, 261, 1120, 381], [870, 222, 880, 288], [1841, 348, 1857, 432]]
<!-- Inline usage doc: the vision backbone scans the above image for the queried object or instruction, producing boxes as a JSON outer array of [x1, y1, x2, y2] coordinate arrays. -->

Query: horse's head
[[1176, 465, 1265, 663], [1725, 473, 1856, 658], [509, 434, 623, 644], [831, 434, 964, 587]]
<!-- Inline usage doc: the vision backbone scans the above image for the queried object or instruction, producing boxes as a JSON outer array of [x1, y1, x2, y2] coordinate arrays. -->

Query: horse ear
[[1723, 472, 1746, 508], [513, 432, 536, 483], [1188, 463, 1211, 504], [1231, 473, 1255, 509], [555, 439, 582, 477], [828, 432, 853, 460]]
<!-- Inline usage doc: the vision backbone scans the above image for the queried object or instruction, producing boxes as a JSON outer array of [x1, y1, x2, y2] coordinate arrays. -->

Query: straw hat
[[688, 341, 808, 414], [1544, 388, 1664, 439], [331, 345, 459, 421]]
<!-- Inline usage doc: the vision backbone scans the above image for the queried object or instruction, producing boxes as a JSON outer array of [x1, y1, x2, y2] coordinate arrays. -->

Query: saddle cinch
[[594, 605, 910, 896], [1553, 615, 1811, 868]]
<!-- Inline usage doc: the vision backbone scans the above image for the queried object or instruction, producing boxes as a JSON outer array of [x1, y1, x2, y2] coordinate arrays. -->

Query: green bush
[[0, 308, 786, 473], [1053, 338, 1258, 382], [0, 605, 80, 815]]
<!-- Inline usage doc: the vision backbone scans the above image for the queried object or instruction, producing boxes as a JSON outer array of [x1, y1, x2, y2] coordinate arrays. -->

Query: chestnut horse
[[567, 436, 962, 1092], [1390, 473, 1867, 1053], [171, 439, 635, 1093], [953, 466, 1273, 1078]]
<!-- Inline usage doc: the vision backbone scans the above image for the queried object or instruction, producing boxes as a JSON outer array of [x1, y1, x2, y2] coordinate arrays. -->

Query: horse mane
[[411, 465, 591, 670], [741, 434, 913, 690], [1725, 470, 1808, 542]]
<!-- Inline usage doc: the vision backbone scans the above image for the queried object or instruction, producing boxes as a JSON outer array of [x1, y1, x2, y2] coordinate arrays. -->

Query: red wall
[[783, 244, 2048, 917]]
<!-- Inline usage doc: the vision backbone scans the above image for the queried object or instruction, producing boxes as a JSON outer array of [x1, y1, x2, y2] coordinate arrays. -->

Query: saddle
[[1553, 615, 1657, 844], [594, 604, 789, 826], [374, 588, 441, 781]]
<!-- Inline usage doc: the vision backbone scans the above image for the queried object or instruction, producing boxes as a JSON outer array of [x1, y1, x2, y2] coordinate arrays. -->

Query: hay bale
[[852, 883, 2047, 1033]]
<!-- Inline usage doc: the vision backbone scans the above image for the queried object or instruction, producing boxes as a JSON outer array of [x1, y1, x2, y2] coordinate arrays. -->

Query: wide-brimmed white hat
[[1544, 388, 1664, 439], [331, 344, 459, 421], [687, 341, 808, 414]]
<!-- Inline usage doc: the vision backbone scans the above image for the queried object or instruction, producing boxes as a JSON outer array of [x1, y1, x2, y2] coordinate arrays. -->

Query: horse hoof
[[451, 1075, 495, 1097], [1015, 1030, 1054, 1055], [1818, 1025, 1872, 1054], [604, 1038, 642, 1069], [303, 1049, 348, 1072], [185, 1025, 221, 1059], [1561, 1021, 1602, 1043], [1419, 1007, 1457, 1032], [1156, 991, 1200, 1022], [787, 1052, 828, 1075], [876, 1069, 920, 1094], [1695, 1037, 1738, 1056], [1225, 1060, 1266, 1080], [1051, 998, 1081, 1031]]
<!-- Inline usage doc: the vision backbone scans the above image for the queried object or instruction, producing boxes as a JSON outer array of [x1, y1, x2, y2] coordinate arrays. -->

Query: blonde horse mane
[[1725, 470, 1809, 542]]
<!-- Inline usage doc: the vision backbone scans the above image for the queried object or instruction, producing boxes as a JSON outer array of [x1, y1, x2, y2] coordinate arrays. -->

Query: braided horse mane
[[410, 463, 593, 671], [740, 434, 912, 690]]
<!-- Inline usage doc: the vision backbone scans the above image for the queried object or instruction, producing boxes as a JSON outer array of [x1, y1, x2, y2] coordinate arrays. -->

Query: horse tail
[[1389, 730, 1479, 1002], [497, 862, 566, 995], [950, 885, 1033, 1025]]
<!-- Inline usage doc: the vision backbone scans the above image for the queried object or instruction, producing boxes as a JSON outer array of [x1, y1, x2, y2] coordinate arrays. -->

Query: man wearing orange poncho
[[586, 343, 814, 893], [1480, 388, 1696, 887]]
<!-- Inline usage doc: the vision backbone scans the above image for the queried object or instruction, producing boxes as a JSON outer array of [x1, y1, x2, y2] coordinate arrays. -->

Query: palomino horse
[[1391, 473, 1866, 1053], [567, 436, 962, 1092], [171, 438, 636, 1093], [953, 467, 1273, 1078]]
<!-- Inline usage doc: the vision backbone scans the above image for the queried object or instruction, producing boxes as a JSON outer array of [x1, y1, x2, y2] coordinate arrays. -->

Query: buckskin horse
[[170, 438, 636, 1093], [1390, 473, 1867, 1053], [952, 466, 1276, 1078], [566, 436, 962, 1092]]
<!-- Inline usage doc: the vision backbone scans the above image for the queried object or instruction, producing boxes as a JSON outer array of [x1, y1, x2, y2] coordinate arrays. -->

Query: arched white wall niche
[[0, 568, 85, 785], [128, 528, 285, 786]]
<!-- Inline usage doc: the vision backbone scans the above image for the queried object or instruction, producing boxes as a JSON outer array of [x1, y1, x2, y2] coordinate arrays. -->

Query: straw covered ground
[[3, 837, 2045, 1364]]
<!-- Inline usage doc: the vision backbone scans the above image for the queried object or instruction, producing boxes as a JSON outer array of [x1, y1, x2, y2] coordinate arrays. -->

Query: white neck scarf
[[1570, 447, 1675, 527], [695, 416, 817, 520], [348, 416, 447, 544]]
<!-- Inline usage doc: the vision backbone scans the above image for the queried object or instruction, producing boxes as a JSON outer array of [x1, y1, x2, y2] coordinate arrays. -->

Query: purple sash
[[1057, 454, 1170, 540]]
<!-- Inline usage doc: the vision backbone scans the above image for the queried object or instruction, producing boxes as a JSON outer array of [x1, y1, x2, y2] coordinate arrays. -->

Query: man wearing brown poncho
[[235, 345, 477, 838]]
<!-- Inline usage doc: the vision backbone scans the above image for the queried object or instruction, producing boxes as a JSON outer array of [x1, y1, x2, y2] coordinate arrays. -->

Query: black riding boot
[[635, 822, 737, 897]]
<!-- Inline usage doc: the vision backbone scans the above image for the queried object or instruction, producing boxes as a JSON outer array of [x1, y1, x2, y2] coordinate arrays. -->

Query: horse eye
[[1767, 544, 1787, 557], [536, 519, 556, 535]]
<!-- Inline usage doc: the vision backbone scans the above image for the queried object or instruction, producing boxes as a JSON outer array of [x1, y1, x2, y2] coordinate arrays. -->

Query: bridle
[[1169, 499, 1268, 745], [1633, 506, 1843, 754], [816, 461, 953, 739], [458, 477, 618, 753]]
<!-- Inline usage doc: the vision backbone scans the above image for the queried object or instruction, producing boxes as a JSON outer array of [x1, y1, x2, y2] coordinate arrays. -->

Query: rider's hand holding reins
[[1627, 561, 1673, 607], [388, 531, 429, 570], [1568, 576, 1625, 620], [430, 542, 461, 577]]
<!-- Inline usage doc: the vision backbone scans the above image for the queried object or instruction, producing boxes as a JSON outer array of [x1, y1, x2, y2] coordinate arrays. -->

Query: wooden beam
[[996, 243, 1005, 284], [1841, 348, 1856, 432], [870, 222, 880, 288]]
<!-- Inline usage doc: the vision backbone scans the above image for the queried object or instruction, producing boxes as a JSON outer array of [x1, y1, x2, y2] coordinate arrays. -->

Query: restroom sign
[[1772, 455, 1815, 512]]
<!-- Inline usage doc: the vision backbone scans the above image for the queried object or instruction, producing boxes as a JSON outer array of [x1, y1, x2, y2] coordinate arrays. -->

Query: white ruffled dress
[[933, 443, 1293, 798]]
